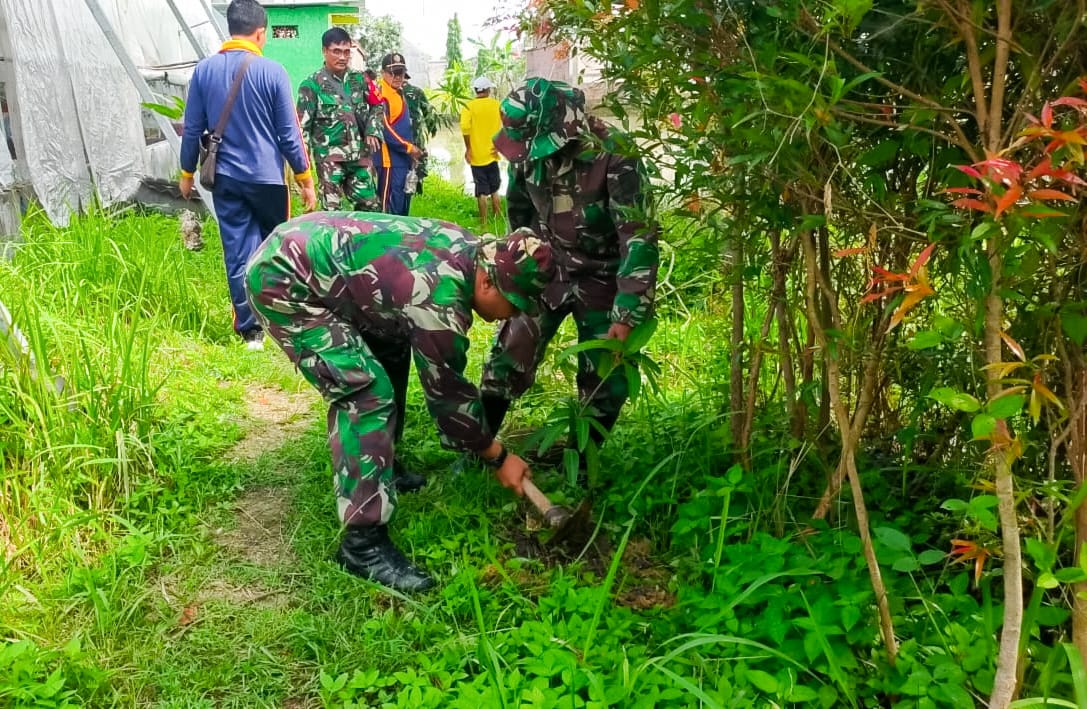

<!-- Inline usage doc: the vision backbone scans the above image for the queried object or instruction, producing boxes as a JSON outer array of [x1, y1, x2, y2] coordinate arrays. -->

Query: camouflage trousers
[[316, 159, 380, 212], [245, 231, 408, 527], [479, 285, 631, 431]]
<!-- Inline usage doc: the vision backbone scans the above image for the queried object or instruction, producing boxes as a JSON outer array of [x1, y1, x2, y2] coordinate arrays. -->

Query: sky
[[363, 0, 513, 60]]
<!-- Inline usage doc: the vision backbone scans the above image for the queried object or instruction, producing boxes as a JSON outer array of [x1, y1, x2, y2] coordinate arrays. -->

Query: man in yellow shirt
[[460, 77, 503, 225]]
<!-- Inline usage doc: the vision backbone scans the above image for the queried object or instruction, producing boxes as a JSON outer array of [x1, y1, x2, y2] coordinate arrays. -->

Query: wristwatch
[[482, 445, 508, 469]]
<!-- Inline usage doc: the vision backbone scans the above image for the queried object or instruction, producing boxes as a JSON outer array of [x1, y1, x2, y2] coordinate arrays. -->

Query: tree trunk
[[800, 227, 898, 665], [770, 230, 802, 439], [729, 238, 745, 452], [1069, 370, 1087, 670], [740, 308, 776, 457], [986, 247, 1023, 709], [984, 2, 1022, 704]]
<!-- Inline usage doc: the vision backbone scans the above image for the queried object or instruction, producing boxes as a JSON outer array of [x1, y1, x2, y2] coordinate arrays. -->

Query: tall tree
[[347, 7, 403, 69], [530, 0, 1087, 705], [445, 14, 463, 66]]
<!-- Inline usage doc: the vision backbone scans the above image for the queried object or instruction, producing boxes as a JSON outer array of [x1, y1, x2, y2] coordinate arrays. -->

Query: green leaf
[[797, 214, 827, 231], [928, 387, 981, 412], [969, 495, 1000, 510], [1061, 310, 1087, 346], [907, 331, 942, 350], [788, 685, 820, 702], [623, 318, 658, 354], [970, 221, 1000, 241], [919, 549, 947, 565], [1037, 572, 1059, 589], [746, 669, 779, 694], [563, 448, 580, 483], [1026, 538, 1055, 570], [893, 555, 919, 572], [875, 526, 911, 552], [971, 413, 997, 439], [840, 604, 861, 631], [1054, 567, 1087, 584], [1064, 642, 1087, 709], [858, 140, 899, 167], [558, 337, 623, 361], [987, 394, 1025, 419], [1009, 699, 1078, 708], [941, 498, 968, 512]]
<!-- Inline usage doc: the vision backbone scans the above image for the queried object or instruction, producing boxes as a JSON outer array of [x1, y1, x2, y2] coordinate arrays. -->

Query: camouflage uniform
[[245, 213, 552, 526], [481, 78, 659, 444], [402, 82, 437, 194], [297, 68, 384, 211]]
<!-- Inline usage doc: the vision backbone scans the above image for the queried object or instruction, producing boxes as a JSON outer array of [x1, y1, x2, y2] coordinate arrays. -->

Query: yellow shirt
[[459, 96, 502, 167]]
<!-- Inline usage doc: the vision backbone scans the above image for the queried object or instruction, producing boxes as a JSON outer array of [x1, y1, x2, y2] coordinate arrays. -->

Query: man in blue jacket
[[375, 52, 422, 216], [179, 0, 316, 350]]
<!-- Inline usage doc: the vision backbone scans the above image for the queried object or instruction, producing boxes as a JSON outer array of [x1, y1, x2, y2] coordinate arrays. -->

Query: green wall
[[264, 5, 357, 93]]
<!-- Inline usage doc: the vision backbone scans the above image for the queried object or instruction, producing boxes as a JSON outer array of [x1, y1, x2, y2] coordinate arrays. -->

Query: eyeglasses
[[387, 68, 406, 77]]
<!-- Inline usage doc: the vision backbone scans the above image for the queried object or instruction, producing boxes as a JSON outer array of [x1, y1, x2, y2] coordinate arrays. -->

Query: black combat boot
[[391, 459, 427, 493], [336, 525, 436, 592]]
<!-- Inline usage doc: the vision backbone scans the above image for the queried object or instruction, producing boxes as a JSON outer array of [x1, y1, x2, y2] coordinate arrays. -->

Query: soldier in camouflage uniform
[[479, 78, 660, 488], [296, 28, 383, 211], [245, 213, 553, 592], [402, 80, 437, 195]]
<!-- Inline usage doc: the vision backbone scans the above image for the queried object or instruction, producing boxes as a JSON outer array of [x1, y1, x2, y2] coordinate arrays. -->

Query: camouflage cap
[[493, 78, 586, 163], [479, 227, 554, 313]]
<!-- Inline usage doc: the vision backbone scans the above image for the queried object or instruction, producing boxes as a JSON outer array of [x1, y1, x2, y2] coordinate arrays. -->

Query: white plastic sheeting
[[0, 0, 219, 225], [118, 0, 219, 67], [0, 123, 13, 189]]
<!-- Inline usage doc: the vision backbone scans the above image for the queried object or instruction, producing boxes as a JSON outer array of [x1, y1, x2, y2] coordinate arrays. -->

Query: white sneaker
[[243, 330, 265, 351]]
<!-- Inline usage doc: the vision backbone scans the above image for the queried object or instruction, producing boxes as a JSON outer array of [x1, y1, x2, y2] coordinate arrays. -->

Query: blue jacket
[[181, 43, 309, 184]]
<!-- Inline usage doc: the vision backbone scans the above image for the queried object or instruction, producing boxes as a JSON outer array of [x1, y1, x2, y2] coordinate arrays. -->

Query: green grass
[[0, 178, 1076, 707]]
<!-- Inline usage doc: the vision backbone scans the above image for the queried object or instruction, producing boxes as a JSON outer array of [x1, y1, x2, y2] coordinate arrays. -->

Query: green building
[[216, 1, 363, 92]]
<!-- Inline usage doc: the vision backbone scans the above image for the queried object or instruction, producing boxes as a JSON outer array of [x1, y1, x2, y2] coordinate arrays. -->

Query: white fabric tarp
[[0, 0, 219, 224]]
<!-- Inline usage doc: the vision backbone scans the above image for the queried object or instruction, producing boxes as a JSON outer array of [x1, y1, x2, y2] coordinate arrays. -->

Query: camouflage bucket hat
[[493, 77, 586, 163], [480, 227, 554, 314]]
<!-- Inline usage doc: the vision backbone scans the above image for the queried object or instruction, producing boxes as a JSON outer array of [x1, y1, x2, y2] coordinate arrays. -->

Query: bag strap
[[211, 54, 255, 141]]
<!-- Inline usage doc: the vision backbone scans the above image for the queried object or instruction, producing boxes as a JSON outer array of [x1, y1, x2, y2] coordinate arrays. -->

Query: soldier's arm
[[606, 153, 659, 327], [364, 101, 384, 142], [506, 163, 535, 230], [409, 321, 493, 454], [273, 68, 311, 178], [295, 81, 318, 149]]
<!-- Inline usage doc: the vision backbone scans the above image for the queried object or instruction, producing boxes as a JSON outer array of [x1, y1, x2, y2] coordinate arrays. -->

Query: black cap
[[381, 53, 406, 70]]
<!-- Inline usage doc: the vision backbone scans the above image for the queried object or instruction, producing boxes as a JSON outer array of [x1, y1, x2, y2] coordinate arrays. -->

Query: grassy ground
[[2, 179, 1066, 707], [0, 180, 739, 707]]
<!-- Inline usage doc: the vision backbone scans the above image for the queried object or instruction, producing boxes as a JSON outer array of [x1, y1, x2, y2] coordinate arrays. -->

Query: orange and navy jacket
[[378, 78, 416, 170]]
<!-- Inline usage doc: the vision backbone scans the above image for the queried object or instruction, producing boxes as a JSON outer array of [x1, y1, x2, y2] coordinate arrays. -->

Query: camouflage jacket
[[402, 83, 437, 150], [506, 118, 659, 327], [296, 67, 384, 163], [275, 213, 493, 453]]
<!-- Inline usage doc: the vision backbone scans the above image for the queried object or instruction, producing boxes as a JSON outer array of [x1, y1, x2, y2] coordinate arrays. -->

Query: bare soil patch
[[498, 513, 677, 610], [215, 486, 297, 568], [225, 384, 318, 462]]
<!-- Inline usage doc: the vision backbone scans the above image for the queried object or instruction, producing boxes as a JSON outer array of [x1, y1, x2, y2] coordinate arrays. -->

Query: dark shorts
[[471, 162, 501, 197]]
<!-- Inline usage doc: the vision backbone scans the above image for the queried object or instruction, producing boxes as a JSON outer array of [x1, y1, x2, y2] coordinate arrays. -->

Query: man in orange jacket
[[375, 53, 422, 215]]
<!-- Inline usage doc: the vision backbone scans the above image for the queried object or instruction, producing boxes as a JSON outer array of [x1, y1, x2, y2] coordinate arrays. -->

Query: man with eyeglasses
[[297, 27, 383, 212], [375, 53, 423, 215]]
